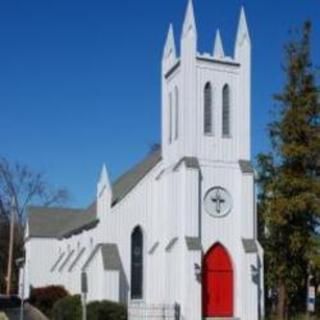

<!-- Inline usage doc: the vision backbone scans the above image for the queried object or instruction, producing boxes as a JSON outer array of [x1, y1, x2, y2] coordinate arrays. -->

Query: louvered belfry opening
[[204, 82, 213, 135]]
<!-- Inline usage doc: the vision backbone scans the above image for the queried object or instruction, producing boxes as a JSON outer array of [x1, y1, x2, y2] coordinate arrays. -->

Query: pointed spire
[[163, 24, 177, 61], [98, 163, 112, 195], [235, 6, 250, 48], [100, 163, 110, 185], [182, 0, 197, 37], [213, 29, 225, 59]]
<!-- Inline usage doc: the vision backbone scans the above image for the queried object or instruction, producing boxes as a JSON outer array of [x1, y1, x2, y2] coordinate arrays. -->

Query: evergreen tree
[[257, 22, 320, 319]]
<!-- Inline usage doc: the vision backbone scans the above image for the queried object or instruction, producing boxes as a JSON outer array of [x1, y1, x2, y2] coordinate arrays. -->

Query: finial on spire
[[213, 29, 225, 59], [182, 0, 197, 37], [163, 24, 177, 61], [235, 6, 250, 49], [99, 163, 111, 193]]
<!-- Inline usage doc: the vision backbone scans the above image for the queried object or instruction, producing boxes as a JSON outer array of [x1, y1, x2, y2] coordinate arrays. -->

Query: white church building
[[22, 1, 264, 319]]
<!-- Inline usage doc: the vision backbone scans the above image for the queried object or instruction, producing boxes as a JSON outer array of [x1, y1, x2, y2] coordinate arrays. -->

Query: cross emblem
[[211, 189, 225, 214]]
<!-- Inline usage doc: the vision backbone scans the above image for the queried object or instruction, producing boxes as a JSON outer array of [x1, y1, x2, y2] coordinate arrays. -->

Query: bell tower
[[161, 1, 251, 167]]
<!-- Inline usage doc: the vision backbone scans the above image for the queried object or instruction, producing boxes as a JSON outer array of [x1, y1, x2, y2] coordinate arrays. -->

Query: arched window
[[222, 84, 231, 137], [175, 87, 179, 140], [131, 226, 143, 299], [168, 93, 173, 144], [204, 82, 213, 134]]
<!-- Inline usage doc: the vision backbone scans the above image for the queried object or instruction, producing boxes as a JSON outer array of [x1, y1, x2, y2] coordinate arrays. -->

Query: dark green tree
[[257, 22, 320, 319]]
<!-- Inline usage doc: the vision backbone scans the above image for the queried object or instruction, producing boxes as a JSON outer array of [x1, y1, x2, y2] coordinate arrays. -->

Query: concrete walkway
[[3, 304, 48, 320]]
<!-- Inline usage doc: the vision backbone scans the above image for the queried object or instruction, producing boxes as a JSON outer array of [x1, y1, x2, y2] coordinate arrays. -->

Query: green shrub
[[266, 315, 320, 320], [29, 285, 69, 317], [87, 300, 127, 320], [52, 295, 82, 320]]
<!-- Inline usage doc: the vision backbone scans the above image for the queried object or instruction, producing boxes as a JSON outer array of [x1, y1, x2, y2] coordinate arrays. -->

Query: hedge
[[52, 296, 127, 320], [87, 300, 127, 320], [52, 295, 82, 320], [29, 285, 69, 318]]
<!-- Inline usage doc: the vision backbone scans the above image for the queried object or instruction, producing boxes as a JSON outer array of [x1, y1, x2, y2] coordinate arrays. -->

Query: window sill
[[130, 298, 145, 304]]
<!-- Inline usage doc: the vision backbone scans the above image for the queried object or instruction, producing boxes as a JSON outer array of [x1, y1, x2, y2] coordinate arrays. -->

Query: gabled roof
[[82, 243, 121, 271], [185, 237, 202, 251], [239, 160, 254, 174], [173, 157, 200, 171], [101, 244, 122, 271], [27, 150, 162, 239], [112, 149, 161, 205], [242, 238, 258, 253], [27, 202, 97, 239], [59, 202, 98, 238]]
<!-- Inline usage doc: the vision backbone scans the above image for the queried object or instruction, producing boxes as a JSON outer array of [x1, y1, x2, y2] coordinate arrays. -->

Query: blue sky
[[0, 0, 319, 208]]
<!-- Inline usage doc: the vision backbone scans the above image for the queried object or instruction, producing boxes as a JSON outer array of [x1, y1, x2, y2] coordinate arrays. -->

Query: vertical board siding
[[25, 6, 262, 317]]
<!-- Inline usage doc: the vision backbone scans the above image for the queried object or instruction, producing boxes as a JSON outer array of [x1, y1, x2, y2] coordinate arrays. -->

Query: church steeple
[[96, 163, 112, 242], [162, 24, 177, 73], [182, 0, 197, 38], [235, 7, 251, 60], [213, 29, 225, 59], [161, 3, 251, 165], [98, 163, 112, 197], [163, 24, 176, 61], [180, 0, 197, 62]]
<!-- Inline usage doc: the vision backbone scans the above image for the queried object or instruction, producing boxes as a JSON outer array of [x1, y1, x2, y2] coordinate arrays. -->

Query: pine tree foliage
[[257, 22, 320, 317]]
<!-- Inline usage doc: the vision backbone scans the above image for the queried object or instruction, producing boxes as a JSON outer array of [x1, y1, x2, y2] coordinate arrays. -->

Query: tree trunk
[[6, 201, 15, 295], [276, 281, 288, 319]]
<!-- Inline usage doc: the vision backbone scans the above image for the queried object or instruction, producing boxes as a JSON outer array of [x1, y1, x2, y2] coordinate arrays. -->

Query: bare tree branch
[[0, 156, 70, 293], [0, 156, 70, 223]]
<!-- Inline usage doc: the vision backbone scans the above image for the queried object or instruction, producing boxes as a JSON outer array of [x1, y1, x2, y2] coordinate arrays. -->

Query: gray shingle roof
[[27, 203, 98, 239], [185, 237, 202, 251], [82, 243, 121, 271], [101, 244, 121, 271], [239, 160, 254, 174], [27, 150, 162, 239], [173, 157, 200, 171], [59, 202, 98, 239], [112, 149, 162, 205], [242, 239, 258, 253], [28, 207, 85, 238]]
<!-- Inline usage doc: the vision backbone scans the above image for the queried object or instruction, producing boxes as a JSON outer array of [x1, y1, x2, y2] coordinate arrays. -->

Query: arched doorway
[[202, 243, 233, 317]]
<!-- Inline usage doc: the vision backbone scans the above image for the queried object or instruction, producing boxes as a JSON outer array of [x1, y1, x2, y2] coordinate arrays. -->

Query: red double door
[[202, 244, 234, 317]]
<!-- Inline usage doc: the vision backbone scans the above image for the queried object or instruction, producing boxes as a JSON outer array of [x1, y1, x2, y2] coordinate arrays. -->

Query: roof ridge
[[27, 149, 162, 239], [112, 149, 162, 205], [112, 149, 161, 185]]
